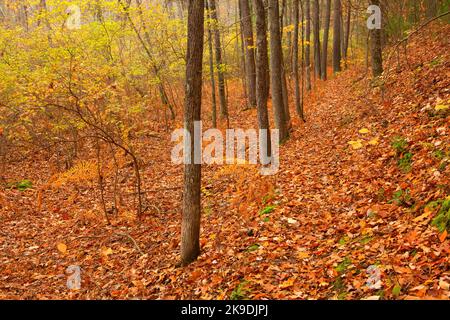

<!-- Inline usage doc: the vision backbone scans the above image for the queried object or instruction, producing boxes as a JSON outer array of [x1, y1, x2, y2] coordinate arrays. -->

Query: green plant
[[429, 57, 443, 67], [335, 257, 352, 274], [259, 205, 275, 216], [246, 244, 260, 252], [337, 292, 348, 300], [438, 162, 448, 172], [16, 179, 33, 191], [432, 149, 445, 160], [360, 235, 373, 245], [338, 236, 348, 246], [391, 137, 408, 155], [398, 152, 413, 173], [431, 198, 450, 233], [389, 188, 414, 207], [392, 284, 402, 297], [230, 281, 249, 300]]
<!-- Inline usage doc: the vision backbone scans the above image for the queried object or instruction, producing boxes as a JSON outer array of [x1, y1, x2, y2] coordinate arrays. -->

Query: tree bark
[[312, 0, 321, 79], [206, 0, 217, 128], [332, 0, 341, 73], [279, 0, 290, 125], [321, 0, 331, 80], [305, 0, 312, 91], [240, 0, 257, 108], [369, 0, 383, 77], [293, 0, 304, 119], [181, 0, 204, 266], [268, 0, 289, 142], [209, 0, 228, 119], [425, 0, 438, 18], [237, 0, 248, 106], [254, 0, 272, 157], [343, 0, 351, 62]]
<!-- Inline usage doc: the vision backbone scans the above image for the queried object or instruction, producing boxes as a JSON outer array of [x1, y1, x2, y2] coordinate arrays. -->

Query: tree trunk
[[312, 0, 321, 79], [237, 0, 248, 106], [305, 0, 312, 90], [300, 0, 306, 117], [254, 0, 272, 158], [321, 0, 331, 80], [206, 0, 217, 128], [279, 1, 290, 125], [332, 0, 341, 73], [281, 65, 290, 125], [268, 0, 289, 142], [369, 0, 383, 77], [239, 0, 257, 108], [293, 0, 304, 119], [181, 0, 204, 266], [343, 0, 351, 62], [209, 0, 228, 119], [425, 0, 438, 18]]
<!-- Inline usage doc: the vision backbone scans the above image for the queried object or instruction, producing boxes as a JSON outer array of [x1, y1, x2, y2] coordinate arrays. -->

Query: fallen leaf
[[435, 104, 448, 111], [287, 218, 298, 224], [348, 140, 363, 150], [362, 296, 381, 300], [101, 247, 113, 256], [438, 278, 450, 290], [413, 210, 432, 222], [297, 251, 310, 260], [439, 230, 447, 243], [57, 242, 67, 254], [279, 277, 296, 289], [359, 128, 370, 134]]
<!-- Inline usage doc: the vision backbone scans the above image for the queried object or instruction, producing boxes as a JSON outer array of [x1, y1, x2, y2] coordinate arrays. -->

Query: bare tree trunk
[[332, 0, 341, 73], [340, 8, 345, 60], [240, 0, 257, 108], [305, 0, 312, 91], [268, 0, 289, 142], [343, 0, 351, 62], [300, 0, 306, 117], [293, 0, 304, 120], [237, 0, 248, 106], [425, 0, 438, 18], [254, 0, 272, 158], [281, 66, 290, 126], [279, 0, 290, 125], [313, 0, 321, 79], [181, 0, 204, 266], [21, 4, 29, 32], [321, 0, 331, 80], [209, 0, 228, 119], [369, 0, 383, 77], [206, 0, 217, 128], [293, 0, 300, 115]]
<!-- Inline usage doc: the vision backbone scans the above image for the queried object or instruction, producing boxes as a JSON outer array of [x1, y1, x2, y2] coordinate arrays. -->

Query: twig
[[115, 232, 145, 256], [125, 186, 182, 196]]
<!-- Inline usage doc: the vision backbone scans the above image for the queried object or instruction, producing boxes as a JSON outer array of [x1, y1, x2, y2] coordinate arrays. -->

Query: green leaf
[[246, 244, 260, 252], [392, 284, 402, 297]]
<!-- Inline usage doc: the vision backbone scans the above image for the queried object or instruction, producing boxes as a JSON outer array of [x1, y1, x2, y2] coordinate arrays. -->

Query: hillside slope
[[0, 23, 448, 300]]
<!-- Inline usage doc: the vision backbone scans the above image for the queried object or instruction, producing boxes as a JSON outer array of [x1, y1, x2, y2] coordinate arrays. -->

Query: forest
[[0, 0, 449, 301]]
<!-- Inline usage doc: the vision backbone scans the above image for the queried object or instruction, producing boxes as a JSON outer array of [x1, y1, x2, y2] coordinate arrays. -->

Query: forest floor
[[0, 23, 449, 300]]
